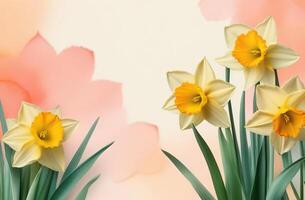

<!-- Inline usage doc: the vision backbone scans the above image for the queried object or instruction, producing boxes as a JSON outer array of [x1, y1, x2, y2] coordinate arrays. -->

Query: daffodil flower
[[246, 76, 305, 154], [216, 16, 299, 89], [163, 58, 235, 130], [2, 102, 78, 172]]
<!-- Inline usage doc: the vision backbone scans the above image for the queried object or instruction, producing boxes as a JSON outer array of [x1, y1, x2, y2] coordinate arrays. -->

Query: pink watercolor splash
[[199, 0, 305, 83], [0, 34, 163, 181]]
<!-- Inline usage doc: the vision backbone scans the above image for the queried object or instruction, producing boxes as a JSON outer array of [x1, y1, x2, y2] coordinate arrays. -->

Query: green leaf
[[20, 166, 31, 200], [3, 160, 12, 200], [281, 151, 299, 199], [239, 91, 251, 196], [0, 101, 20, 200], [50, 142, 113, 200], [75, 175, 100, 200], [192, 125, 228, 200], [218, 128, 243, 200], [265, 137, 274, 191], [225, 68, 242, 181], [266, 157, 305, 200], [61, 118, 99, 183], [162, 150, 215, 200], [250, 140, 267, 200], [35, 167, 54, 200], [47, 172, 58, 200], [25, 169, 42, 200]]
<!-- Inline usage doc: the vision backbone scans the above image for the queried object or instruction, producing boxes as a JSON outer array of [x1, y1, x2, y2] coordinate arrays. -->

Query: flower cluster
[[163, 16, 301, 155], [163, 16, 304, 200]]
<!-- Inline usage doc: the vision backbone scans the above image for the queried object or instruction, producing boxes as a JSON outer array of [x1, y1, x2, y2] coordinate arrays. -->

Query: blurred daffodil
[[163, 58, 235, 130], [2, 102, 78, 171], [216, 16, 299, 89], [246, 76, 305, 154]]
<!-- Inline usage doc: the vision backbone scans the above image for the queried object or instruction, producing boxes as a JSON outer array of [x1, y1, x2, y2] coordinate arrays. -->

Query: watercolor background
[[0, 0, 304, 199]]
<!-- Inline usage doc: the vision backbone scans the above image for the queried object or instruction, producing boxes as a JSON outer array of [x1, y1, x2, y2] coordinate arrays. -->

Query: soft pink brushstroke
[[199, 0, 305, 83], [103, 122, 164, 181], [0, 34, 163, 181]]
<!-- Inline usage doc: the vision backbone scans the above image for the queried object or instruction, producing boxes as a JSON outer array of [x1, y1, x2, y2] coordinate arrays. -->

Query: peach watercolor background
[[0, 0, 303, 199]]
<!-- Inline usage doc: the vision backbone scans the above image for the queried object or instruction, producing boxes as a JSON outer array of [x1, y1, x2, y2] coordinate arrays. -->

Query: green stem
[[240, 91, 251, 196], [225, 68, 242, 177], [300, 142, 305, 200], [266, 137, 274, 190]]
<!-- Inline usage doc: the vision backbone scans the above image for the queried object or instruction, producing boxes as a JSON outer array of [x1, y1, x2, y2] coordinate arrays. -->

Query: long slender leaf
[[25, 169, 42, 200], [225, 68, 243, 180], [300, 141, 305, 200], [20, 166, 31, 200], [0, 101, 20, 200], [267, 157, 305, 200], [50, 142, 113, 200], [265, 137, 274, 191], [75, 175, 100, 200], [218, 128, 243, 200], [282, 152, 293, 168], [35, 167, 53, 200], [162, 150, 215, 200], [61, 118, 100, 182], [250, 139, 267, 200], [239, 91, 251, 196], [47, 172, 58, 200], [301, 163, 304, 200], [192, 125, 228, 200], [3, 160, 12, 200]]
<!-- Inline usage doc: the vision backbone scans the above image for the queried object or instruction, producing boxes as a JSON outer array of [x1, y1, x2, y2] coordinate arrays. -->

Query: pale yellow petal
[[224, 24, 251, 48], [62, 119, 79, 141], [271, 132, 297, 155], [39, 146, 65, 172], [256, 84, 286, 112], [162, 95, 177, 111], [204, 80, 235, 106], [18, 102, 42, 126], [195, 58, 216, 87], [203, 100, 229, 128], [167, 71, 194, 91], [243, 64, 265, 89], [286, 90, 305, 110], [2, 124, 34, 151], [6, 119, 17, 130], [179, 113, 204, 130], [13, 141, 41, 168], [266, 45, 299, 69], [260, 68, 275, 85], [246, 111, 274, 135], [255, 16, 277, 45], [282, 76, 305, 93], [215, 52, 244, 70]]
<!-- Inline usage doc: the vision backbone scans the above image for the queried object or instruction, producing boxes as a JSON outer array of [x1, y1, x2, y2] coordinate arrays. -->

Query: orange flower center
[[232, 30, 267, 68], [31, 112, 64, 148], [272, 106, 305, 138], [174, 83, 207, 115]]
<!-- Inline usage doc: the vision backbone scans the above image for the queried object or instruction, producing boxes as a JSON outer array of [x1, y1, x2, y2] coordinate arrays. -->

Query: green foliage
[[163, 150, 215, 200], [163, 69, 305, 200]]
